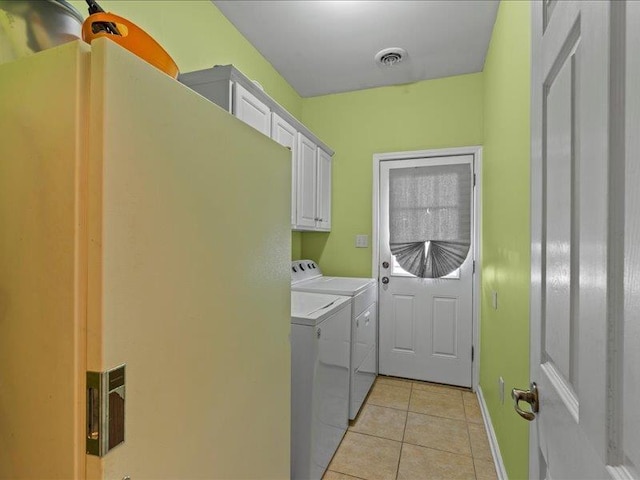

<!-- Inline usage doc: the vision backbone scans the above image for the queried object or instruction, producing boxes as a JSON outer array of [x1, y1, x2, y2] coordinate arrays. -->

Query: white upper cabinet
[[180, 65, 333, 231], [271, 113, 297, 226], [296, 134, 332, 231], [297, 133, 318, 229], [316, 148, 332, 231], [233, 83, 271, 136]]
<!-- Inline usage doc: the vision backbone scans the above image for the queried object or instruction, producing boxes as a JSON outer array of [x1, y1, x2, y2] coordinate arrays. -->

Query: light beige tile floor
[[323, 376, 498, 480]]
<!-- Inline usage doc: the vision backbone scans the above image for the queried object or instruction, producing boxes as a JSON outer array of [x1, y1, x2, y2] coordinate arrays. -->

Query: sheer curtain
[[389, 163, 471, 278]]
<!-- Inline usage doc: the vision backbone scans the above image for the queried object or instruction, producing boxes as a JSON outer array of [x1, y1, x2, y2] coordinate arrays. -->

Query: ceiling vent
[[375, 47, 407, 67]]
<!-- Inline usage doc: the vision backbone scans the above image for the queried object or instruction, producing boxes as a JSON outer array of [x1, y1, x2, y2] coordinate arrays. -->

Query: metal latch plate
[[87, 364, 126, 456]]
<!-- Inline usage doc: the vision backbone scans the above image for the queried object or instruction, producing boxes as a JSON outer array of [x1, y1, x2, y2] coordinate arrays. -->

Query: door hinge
[[473, 260, 476, 274], [471, 346, 475, 362], [473, 173, 476, 187]]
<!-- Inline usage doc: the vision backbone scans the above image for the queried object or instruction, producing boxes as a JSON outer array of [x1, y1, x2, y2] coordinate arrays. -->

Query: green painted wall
[[69, 0, 304, 258], [481, 1, 531, 478], [300, 74, 484, 276], [291, 232, 302, 260], [70, 0, 302, 116]]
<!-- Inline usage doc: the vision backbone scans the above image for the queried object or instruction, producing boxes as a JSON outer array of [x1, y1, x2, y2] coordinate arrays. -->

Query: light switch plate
[[355, 235, 369, 248]]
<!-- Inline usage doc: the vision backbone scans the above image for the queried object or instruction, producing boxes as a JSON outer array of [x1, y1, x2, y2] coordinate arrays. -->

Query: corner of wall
[[480, 1, 532, 478]]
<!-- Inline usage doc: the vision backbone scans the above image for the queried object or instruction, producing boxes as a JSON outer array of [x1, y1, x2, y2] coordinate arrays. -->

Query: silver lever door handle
[[511, 382, 539, 421]]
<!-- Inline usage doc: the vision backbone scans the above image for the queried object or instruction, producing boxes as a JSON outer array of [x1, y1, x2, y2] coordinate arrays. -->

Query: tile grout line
[[395, 381, 413, 480], [401, 439, 474, 459], [368, 400, 468, 422], [325, 469, 367, 480], [346, 429, 403, 444], [465, 414, 479, 479], [366, 401, 410, 413]]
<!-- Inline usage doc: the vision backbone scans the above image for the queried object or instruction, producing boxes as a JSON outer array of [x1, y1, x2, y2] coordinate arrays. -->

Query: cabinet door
[[316, 148, 332, 230], [271, 113, 297, 226], [233, 82, 271, 136], [296, 133, 318, 228]]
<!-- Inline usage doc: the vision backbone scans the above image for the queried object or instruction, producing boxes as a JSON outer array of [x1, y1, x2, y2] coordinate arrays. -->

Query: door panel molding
[[432, 296, 458, 358], [392, 294, 416, 352], [372, 146, 482, 389]]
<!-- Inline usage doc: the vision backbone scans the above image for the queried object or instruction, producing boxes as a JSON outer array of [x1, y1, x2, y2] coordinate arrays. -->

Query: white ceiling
[[213, 0, 499, 98]]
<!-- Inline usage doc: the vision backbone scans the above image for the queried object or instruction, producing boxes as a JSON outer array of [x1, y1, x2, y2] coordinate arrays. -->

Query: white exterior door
[[233, 82, 271, 136], [528, 1, 639, 478], [378, 155, 474, 387]]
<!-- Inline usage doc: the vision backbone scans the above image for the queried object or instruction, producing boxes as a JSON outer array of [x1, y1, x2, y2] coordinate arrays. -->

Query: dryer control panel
[[291, 259, 322, 284]]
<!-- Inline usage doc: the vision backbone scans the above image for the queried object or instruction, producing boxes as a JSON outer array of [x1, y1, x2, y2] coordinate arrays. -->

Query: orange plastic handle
[[82, 13, 179, 78], [82, 12, 131, 43]]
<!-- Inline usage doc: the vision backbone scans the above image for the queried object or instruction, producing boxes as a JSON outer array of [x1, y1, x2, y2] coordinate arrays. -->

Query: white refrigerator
[[0, 38, 291, 479]]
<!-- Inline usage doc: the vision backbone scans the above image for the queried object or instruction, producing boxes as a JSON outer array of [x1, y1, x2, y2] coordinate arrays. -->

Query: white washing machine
[[291, 291, 351, 480], [291, 260, 377, 420]]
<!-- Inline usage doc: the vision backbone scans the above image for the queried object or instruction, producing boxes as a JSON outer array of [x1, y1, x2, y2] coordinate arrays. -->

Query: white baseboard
[[476, 385, 508, 480]]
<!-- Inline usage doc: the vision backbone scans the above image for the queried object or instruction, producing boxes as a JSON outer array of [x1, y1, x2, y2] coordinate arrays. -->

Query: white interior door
[[528, 1, 639, 478], [86, 39, 291, 479], [378, 155, 474, 387]]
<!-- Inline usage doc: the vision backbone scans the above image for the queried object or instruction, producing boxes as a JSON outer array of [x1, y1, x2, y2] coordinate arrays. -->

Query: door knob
[[511, 382, 539, 421], [381, 277, 389, 284]]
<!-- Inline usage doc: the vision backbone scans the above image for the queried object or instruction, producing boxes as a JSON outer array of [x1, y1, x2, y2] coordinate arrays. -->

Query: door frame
[[372, 145, 483, 390], [529, 1, 542, 478]]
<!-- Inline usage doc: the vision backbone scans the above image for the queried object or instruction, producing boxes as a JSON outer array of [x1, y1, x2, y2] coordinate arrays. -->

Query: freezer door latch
[[86, 365, 126, 456]]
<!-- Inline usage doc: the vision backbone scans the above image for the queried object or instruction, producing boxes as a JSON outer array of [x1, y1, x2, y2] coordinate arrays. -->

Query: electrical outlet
[[355, 234, 369, 248], [499, 376, 505, 404], [492, 291, 498, 310]]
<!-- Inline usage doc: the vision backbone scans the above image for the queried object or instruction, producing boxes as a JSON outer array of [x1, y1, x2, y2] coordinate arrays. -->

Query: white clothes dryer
[[290, 291, 351, 480], [291, 260, 377, 420]]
